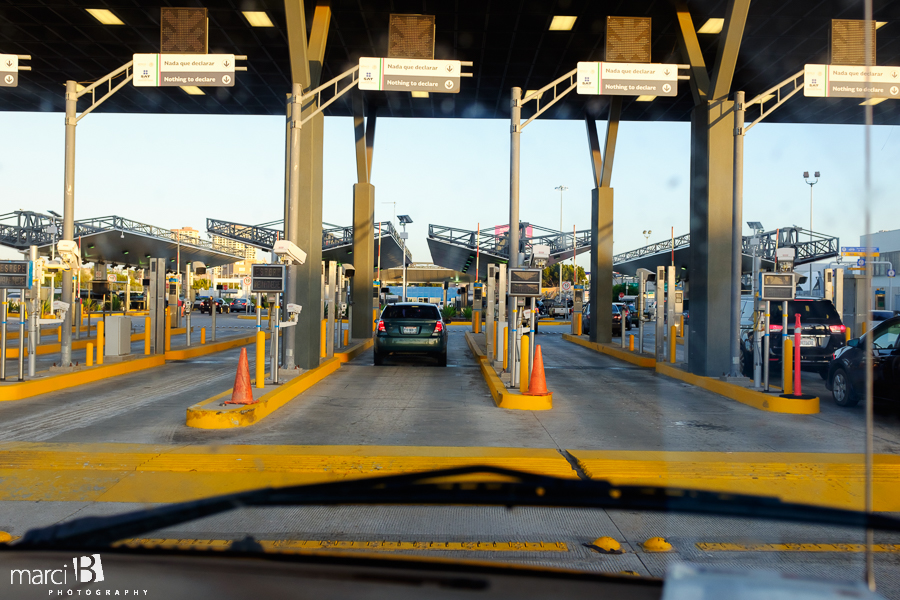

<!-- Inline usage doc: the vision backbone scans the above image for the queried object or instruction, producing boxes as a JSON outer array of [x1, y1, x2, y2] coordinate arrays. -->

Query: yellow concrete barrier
[[503, 329, 508, 371], [86, 343, 93, 367], [561, 333, 656, 368], [464, 332, 551, 411], [669, 326, 676, 364], [144, 317, 150, 355], [783, 337, 793, 395], [255, 330, 265, 389], [519, 334, 530, 393], [96, 321, 104, 365]]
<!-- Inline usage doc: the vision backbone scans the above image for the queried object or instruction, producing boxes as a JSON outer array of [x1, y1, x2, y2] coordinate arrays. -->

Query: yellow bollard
[[373, 308, 377, 333], [474, 311, 481, 334], [519, 334, 530, 393], [629, 334, 635, 352], [57, 326, 61, 342], [679, 315, 685, 338], [343, 328, 349, 346], [574, 313, 582, 336], [200, 327, 206, 344], [503, 328, 509, 371], [494, 322, 499, 356], [164, 315, 171, 352], [144, 317, 150, 355], [783, 337, 793, 395], [86, 342, 93, 367], [845, 327, 851, 343], [669, 325, 676, 364], [96, 321, 104, 365], [255, 330, 265, 389], [320, 319, 327, 357], [861, 322, 867, 335]]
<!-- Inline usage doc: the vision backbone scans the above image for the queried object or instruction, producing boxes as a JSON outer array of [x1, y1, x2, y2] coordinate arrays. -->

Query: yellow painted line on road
[[113, 538, 568, 552], [697, 542, 900, 552], [562, 333, 656, 368], [464, 332, 552, 410], [654, 362, 817, 414], [569, 449, 900, 511], [0, 443, 576, 503]]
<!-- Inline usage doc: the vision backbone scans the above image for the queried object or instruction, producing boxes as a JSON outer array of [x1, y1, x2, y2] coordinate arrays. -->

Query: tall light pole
[[555, 185, 568, 298], [642, 229, 652, 244], [398, 215, 413, 302], [804, 171, 820, 295]]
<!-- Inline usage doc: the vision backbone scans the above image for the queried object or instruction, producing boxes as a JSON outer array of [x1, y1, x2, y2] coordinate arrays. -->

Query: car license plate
[[800, 336, 817, 347], [402, 326, 418, 334]]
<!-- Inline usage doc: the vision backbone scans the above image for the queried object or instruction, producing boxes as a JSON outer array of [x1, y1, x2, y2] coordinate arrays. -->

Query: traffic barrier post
[[783, 338, 793, 395], [57, 326, 61, 342], [519, 334, 530, 393], [200, 328, 206, 344], [86, 342, 93, 367], [164, 310, 171, 352], [343, 328, 349, 346], [669, 325, 676, 364], [794, 313, 802, 396], [845, 327, 852, 342], [144, 317, 150, 355], [629, 335, 635, 352], [320, 319, 326, 358], [96, 321, 104, 365], [255, 330, 265, 389], [503, 325, 508, 371]]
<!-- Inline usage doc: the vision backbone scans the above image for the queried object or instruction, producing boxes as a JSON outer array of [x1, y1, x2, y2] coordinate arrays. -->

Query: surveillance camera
[[56, 240, 81, 268], [342, 263, 356, 276], [636, 268, 653, 277], [286, 303, 302, 315], [273, 240, 307, 265]]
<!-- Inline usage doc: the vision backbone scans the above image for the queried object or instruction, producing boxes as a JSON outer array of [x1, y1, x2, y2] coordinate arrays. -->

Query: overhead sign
[[358, 57, 461, 94], [508, 269, 542, 297], [888, 269, 896, 278], [805, 64, 900, 99], [841, 246, 879, 253], [577, 62, 678, 97], [842, 251, 879, 257], [0, 54, 18, 87], [133, 54, 235, 87], [251, 264, 285, 293], [0, 261, 32, 289]]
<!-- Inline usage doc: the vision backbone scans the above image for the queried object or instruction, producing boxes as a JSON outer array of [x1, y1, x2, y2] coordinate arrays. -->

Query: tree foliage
[[541, 264, 586, 287]]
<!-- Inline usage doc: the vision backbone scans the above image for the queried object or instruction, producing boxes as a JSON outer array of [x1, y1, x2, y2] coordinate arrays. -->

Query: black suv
[[740, 297, 846, 378], [199, 297, 230, 314]]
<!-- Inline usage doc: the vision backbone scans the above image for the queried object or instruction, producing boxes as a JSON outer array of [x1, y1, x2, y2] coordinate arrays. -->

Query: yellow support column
[[86, 343, 93, 367], [669, 325, 676, 364], [255, 331, 265, 389], [96, 321, 104, 365], [629, 335, 635, 351], [783, 338, 793, 395], [343, 329, 349, 346], [845, 327, 852, 343], [57, 326, 61, 342], [574, 313, 582, 335], [144, 317, 151, 355], [519, 334, 530, 393]]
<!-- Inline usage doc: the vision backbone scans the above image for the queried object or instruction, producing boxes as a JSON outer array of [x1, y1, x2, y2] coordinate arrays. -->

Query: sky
[[1, 107, 898, 270]]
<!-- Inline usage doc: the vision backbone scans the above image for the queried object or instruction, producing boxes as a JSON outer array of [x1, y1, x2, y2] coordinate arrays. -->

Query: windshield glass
[[771, 299, 841, 321], [382, 305, 440, 319]]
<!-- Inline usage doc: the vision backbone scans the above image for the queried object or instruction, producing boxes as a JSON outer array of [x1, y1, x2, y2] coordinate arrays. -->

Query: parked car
[[613, 302, 633, 331], [199, 297, 230, 314], [230, 298, 255, 313], [739, 297, 846, 378], [580, 303, 626, 336], [374, 303, 448, 366], [826, 315, 900, 406]]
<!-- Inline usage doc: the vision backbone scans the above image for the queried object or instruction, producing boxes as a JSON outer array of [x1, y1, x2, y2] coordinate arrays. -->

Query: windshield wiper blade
[[13, 465, 900, 550]]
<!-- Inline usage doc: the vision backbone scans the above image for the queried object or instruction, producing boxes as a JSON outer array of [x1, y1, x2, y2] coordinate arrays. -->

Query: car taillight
[[769, 324, 783, 332], [376, 320, 386, 332], [434, 321, 443, 333], [829, 324, 846, 334]]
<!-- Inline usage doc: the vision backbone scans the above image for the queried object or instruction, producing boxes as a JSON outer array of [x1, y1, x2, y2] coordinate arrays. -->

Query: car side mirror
[[847, 337, 860, 348]]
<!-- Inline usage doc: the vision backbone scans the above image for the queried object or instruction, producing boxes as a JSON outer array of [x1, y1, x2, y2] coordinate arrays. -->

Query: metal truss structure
[[427, 223, 592, 268]]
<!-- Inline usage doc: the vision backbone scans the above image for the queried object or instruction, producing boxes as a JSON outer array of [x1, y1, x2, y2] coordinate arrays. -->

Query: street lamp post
[[642, 229, 652, 244], [555, 185, 568, 300], [803, 171, 820, 295], [398, 215, 413, 302]]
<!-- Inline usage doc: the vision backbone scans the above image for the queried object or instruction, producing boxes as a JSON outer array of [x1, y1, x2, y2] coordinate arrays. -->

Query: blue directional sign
[[842, 246, 879, 253], [888, 269, 896, 278], [857, 258, 866, 267]]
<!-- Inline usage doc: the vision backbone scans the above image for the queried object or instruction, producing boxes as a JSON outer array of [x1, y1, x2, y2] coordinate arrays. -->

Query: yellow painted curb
[[165, 331, 268, 361], [0, 443, 576, 503], [654, 362, 819, 414], [186, 357, 341, 429], [446, 321, 473, 326], [6, 332, 150, 359], [569, 449, 899, 511], [562, 333, 656, 368], [464, 332, 551, 411], [0, 355, 166, 402], [334, 338, 373, 363]]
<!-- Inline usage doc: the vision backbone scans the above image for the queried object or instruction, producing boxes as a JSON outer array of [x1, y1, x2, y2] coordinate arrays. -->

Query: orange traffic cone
[[524, 345, 550, 396], [224, 347, 256, 405]]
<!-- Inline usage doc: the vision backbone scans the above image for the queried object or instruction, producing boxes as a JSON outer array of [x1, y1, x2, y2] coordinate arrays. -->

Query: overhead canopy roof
[[2, 1, 898, 124]]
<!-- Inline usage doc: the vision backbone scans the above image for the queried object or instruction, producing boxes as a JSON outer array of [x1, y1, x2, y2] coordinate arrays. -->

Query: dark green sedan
[[374, 303, 448, 366]]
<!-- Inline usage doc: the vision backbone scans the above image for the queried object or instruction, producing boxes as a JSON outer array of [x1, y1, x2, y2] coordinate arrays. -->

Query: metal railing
[[428, 222, 592, 262]]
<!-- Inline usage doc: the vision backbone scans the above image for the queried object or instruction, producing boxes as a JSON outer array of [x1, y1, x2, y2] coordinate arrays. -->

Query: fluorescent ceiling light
[[411, 91, 429, 98], [635, 95, 656, 102], [181, 86, 205, 95], [860, 97, 887, 105], [697, 18, 724, 34], [876, 21, 888, 29], [524, 90, 544, 100], [242, 11, 274, 27], [549, 16, 577, 31], [86, 9, 124, 25]]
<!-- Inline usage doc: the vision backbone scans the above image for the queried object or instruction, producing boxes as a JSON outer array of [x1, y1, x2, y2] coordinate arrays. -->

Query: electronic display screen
[[0, 274, 29, 289], [251, 278, 284, 292], [252, 265, 284, 279], [0, 262, 28, 275]]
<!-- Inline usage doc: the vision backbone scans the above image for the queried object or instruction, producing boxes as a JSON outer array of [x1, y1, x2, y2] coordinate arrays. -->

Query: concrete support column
[[589, 187, 613, 344], [352, 183, 375, 339], [688, 100, 735, 376]]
